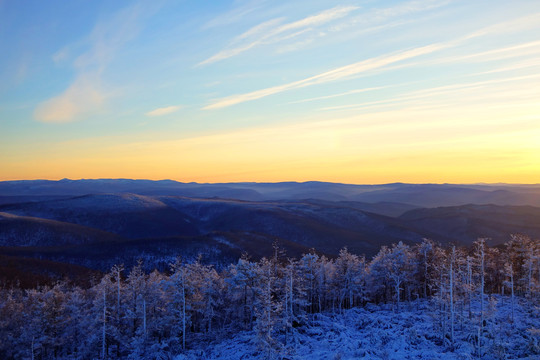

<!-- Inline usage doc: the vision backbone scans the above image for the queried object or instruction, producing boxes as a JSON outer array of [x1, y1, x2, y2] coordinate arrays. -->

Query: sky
[[1, 0, 539, 184]]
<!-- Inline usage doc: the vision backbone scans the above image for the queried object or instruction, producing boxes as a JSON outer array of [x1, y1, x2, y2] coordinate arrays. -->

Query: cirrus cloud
[[34, 74, 105, 123], [33, 2, 149, 123], [145, 105, 182, 117], [198, 5, 359, 66]]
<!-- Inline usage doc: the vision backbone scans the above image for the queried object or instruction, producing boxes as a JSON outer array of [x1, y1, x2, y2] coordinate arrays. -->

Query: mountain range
[[1, 179, 539, 286]]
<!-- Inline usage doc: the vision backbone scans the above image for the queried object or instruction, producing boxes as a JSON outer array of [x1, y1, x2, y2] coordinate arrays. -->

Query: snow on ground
[[176, 296, 539, 360]]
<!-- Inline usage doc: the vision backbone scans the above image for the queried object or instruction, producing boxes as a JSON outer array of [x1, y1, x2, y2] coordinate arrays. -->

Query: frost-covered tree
[[283, 258, 307, 338], [449, 246, 455, 347], [4, 288, 45, 360], [505, 234, 539, 298], [370, 242, 415, 312], [452, 247, 469, 330], [226, 254, 259, 329], [123, 261, 152, 358], [184, 258, 222, 333], [416, 239, 433, 299], [1, 236, 539, 359], [473, 238, 487, 357], [334, 247, 364, 311], [62, 285, 95, 360], [465, 255, 474, 319], [415, 238, 445, 300], [319, 255, 337, 313], [89, 275, 117, 359], [298, 251, 318, 314], [504, 260, 515, 323], [369, 245, 392, 304], [254, 257, 284, 359], [166, 258, 195, 352]]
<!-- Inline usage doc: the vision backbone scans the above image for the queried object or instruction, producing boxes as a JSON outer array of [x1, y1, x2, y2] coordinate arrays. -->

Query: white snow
[[176, 297, 539, 360]]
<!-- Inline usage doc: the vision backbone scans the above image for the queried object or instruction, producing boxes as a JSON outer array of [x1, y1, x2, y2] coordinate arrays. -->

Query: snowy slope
[[177, 297, 539, 360]]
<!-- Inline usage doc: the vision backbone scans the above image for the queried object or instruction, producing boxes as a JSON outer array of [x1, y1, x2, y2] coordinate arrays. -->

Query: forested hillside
[[1, 181, 539, 359], [1, 235, 538, 359], [3, 192, 540, 284]]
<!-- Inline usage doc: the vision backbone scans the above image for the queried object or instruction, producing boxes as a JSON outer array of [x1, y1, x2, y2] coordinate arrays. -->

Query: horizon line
[[1, 178, 539, 187]]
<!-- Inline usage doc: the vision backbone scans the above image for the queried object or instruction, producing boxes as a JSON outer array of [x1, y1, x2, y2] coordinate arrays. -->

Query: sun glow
[[1, 1, 539, 183]]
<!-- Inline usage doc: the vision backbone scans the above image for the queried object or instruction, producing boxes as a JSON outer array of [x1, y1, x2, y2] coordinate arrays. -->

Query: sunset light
[[1, 0, 539, 183], [1, 3, 540, 358]]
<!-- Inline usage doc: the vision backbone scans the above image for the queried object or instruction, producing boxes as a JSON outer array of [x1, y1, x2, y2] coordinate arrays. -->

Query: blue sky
[[1, 0, 539, 183]]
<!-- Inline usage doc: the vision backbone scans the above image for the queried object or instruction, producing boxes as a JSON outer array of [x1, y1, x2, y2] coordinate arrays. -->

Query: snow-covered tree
[[166, 258, 193, 352], [473, 238, 487, 357], [416, 238, 436, 298], [449, 246, 455, 347], [370, 242, 416, 312], [1, 235, 538, 359], [334, 247, 364, 311], [226, 254, 260, 329], [504, 260, 515, 323], [254, 257, 284, 359], [298, 251, 318, 314], [283, 258, 307, 339], [505, 234, 539, 298]]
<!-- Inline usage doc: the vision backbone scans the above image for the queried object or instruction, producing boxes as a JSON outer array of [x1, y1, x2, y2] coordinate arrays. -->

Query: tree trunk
[[467, 257, 472, 319], [102, 289, 107, 360], [450, 246, 455, 347], [510, 264, 515, 323], [182, 271, 186, 350], [395, 280, 401, 313], [424, 248, 428, 298], [143, 298, 147, 336], [479, 242, 485, 357]]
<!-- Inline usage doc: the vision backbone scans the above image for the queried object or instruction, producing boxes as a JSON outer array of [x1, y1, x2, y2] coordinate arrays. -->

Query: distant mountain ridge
[[1, 179, 540, 284], [2, 179, 540, 207]]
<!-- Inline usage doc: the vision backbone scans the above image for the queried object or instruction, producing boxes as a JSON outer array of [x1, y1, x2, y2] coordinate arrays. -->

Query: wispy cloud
[[287, 86, 388, 104], [198, 5, 359, 66], [204, 43, 448, 109], [202, 0, 266, 29], [52, 48, 69, 64], [146, 105, 182, 117], [233, 17, 284, 42], [319, 74, 540, 112], [34, 2, 149, 123], [427, 40, 540, 66], [34, 75, 106, 123], [203, 13, 540, 110], [479, 59, 540, 75], [200, 0, 447, 67], [461, 12, 540, 41], [328, 0, 451, 34]]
